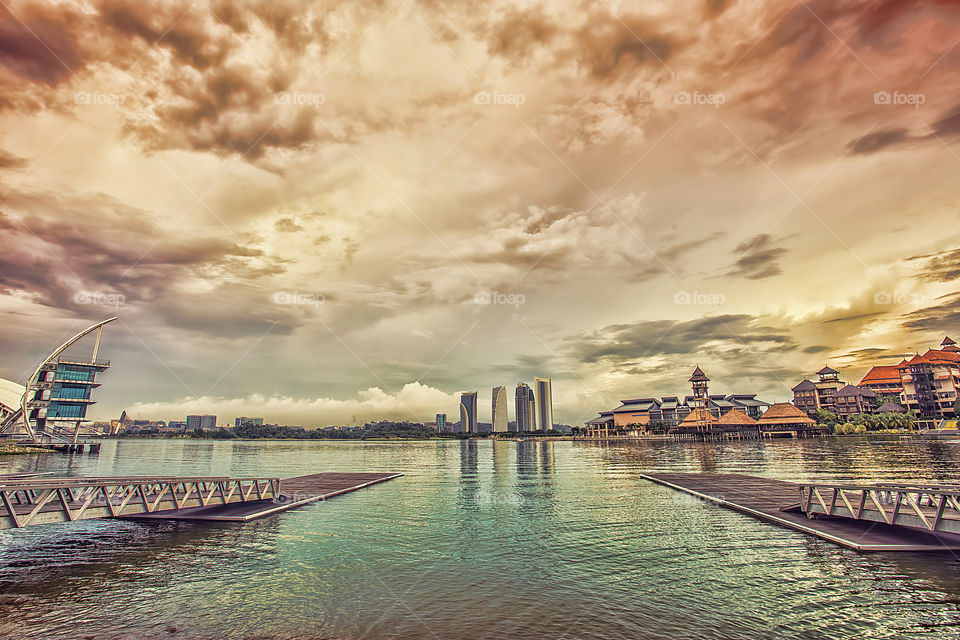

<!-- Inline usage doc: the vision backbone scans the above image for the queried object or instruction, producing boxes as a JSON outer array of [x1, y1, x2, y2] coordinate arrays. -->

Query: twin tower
[[460, 378, 553, 433]]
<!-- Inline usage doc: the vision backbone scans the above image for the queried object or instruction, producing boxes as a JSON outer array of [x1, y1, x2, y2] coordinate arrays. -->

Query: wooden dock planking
[[123, 472, 403, 523], [641, 472, 960, 552]]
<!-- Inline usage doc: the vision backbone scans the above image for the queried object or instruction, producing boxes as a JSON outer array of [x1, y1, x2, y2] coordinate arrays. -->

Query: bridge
[[0, 471, 401, 530]]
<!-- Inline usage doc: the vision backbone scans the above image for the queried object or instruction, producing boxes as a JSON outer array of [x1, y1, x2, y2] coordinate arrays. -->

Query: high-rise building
[[436, 413, 447, 432], [534, 377, 553, 431], [459, 392, 478, 433], [491, 386, 508, 433], [515, 383, 535, 432], [186, 414, 217, 430]]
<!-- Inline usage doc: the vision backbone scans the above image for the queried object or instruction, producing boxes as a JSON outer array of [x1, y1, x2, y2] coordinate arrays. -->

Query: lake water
[[2, 437, 960, 639]]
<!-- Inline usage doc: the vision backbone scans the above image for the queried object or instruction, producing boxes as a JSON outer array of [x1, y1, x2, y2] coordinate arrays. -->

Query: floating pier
[[641, 472, 960, 552], [0, 472, 401, 530]]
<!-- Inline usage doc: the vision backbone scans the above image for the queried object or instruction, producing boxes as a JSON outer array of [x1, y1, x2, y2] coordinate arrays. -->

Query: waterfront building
[[235, 416, 263, 427], [459, 392, 478, 433], [857, 364, 905, 397], [757, 403, 825, 438], [877, 402, 907, 414], [0, 317, 116, 445], [436, 413, 447, 432], [515, 383, 535, 432], [534, 377, 553, 431], [834, 385, 878, 417], [491, 386, 508, 433], [584, 365, 772, 437], [792, 365, 845, 418], [901, 337, 960, 417], [186, 415, 217, 430]]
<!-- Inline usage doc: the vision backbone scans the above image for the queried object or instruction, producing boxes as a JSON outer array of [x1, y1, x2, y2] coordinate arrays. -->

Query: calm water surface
[[1, 437, 960, 639]]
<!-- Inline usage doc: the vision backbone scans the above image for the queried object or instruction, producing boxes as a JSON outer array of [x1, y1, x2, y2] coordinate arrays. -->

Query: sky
[[0, 0, 959, 428]]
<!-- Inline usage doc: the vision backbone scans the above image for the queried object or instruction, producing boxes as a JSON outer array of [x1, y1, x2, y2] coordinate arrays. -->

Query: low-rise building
[[792, 365, 845, 417]]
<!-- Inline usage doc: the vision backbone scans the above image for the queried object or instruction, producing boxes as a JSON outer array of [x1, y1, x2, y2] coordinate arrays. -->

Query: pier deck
[[641, 472, 960, 552], [123, 472, 403, 522]]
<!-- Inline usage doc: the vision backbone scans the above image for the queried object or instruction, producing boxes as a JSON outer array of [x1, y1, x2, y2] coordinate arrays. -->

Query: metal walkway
[[799, 482, 960, 536], [0, 475, 280, 529], [642, 472, 960, 552], [0, 472, 402, 530]]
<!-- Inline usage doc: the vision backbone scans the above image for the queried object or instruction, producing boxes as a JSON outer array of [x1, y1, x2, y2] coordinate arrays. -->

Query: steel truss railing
[[799, 482, 960, 535], [0, 476, 281, 530]]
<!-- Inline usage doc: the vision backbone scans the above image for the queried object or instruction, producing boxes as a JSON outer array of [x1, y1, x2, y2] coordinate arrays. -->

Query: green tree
[[816, 409, 839, 428]]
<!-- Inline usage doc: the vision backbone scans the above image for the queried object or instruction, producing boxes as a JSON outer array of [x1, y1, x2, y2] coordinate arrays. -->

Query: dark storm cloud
[[572, 11, 681, 78], [567, 314, 795, 365], [902, 292, 960, 333], [0, 149, 25, 168], [729, 234, 786, 280], [0, 188, 305, 337], [803, 345, 831, 353], [848, 128, 913, 155], [0, 4, 83, 84], [485, 5, 558, 60], [907, 247, 960, 283]]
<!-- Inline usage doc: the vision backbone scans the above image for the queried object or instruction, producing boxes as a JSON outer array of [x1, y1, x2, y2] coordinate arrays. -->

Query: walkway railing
[[0, 475, 281, 530], [798, 482, 960, 535]]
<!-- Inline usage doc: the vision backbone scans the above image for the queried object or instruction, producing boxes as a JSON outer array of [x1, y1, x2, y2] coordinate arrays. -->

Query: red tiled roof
[[923, 348, 960, 364], [858, 365, 901, 385]]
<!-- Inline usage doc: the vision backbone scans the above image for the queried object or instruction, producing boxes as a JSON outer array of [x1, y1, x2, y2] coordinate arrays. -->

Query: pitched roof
[[715, 409, 757, 426], [858, 365, 902, 385], [817, 365, 838, 375], [908, 353, 932, 365], [877, 402, 907, 413], [792, 379, 816, 391], [923, 348, 960, 364], [689, 366, 710, 382], [678, 408, 715, 426], [758, 403, 816, 425], [943, 336, 956, 346], [837, 384, 876, 398]]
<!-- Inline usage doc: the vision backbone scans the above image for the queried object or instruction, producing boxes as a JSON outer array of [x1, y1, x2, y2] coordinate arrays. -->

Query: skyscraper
[[515, 383, 535, 432], [459, 392, 478, 433], [534, 377, 553, 431], [491, 386, 508, 433]]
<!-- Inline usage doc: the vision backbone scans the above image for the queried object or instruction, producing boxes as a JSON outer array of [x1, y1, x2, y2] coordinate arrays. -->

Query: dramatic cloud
[[0, 0, 959, 425]]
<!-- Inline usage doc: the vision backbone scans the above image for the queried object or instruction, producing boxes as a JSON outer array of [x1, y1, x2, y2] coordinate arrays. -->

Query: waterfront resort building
[[534, 377, 554, 431], [756, 403, 825, 437], [898, 338, 960, 418], [491, 386, 508, 433], [187, 415, 217, 430], [515, 383, 536, 432], [0, 317, 117, 445], [459, 392, 478, 433], [834, 385, 878, 417], [235, 416, 263, 427], [857, 364, 904, 397], [436, 413, 447, 432], [791, 365, 845, 418], [584, 366, 773, 438]]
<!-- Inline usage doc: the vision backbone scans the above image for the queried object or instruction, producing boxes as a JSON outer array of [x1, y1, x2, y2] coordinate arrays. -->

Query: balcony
[[55, 358, 111, 368]]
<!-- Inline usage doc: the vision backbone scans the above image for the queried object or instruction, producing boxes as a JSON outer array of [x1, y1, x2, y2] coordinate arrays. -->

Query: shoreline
[[0, 444, 56, 456]]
